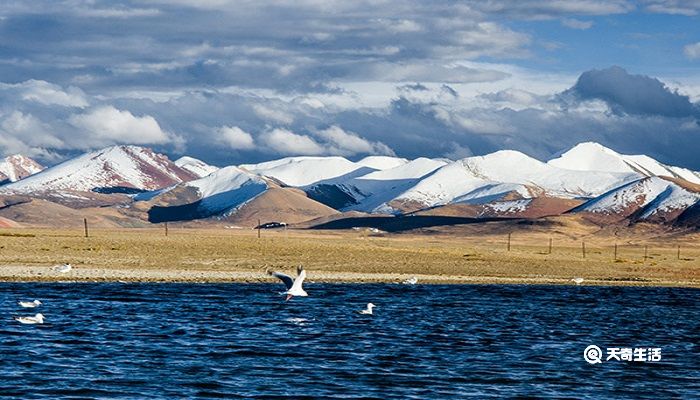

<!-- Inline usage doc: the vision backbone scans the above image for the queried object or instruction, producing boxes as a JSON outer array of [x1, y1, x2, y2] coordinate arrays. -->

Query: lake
[[1, 283, 698, 398]]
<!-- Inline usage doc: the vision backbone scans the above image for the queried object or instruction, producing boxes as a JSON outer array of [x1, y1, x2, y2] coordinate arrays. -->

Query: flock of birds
[[12, 262, 583, 324], [15, 299, 44, 324], [12, 264, 71, 325], [12, 264, 405, 324]]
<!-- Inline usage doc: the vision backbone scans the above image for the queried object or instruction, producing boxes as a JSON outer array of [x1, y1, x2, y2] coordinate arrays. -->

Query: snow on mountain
[[0, 155, 44, 183], [240, 156, 374, 187], [382, 150, 638, 212], [174, 156, 219, 178], [573, 176, 700, 221], [334, 157, 448, 212], [2, 145, 197, 194], [183, 166, 268, 214], [355, 156, 408, 170], [548, 142, 700, 184]]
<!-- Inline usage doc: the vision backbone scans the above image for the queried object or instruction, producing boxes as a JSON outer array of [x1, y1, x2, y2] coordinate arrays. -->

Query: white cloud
[[216, 126, 255, 149], [252, 104, 294, 124], [315, 126, 395, 156], [260, 128, 325, 155], [561, 18, 594, 29], [644, 1, 700, 16], [683, 42, 700, 59], [76, 7, 161, 18], [68, 106, 172, 146], [0, 112, 64, 159], [2, 80, 89, 108], [380, 19, 423, 33]]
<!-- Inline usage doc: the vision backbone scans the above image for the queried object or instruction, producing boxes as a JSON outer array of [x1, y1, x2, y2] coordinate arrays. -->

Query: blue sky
[[0, 0, 699, 168]]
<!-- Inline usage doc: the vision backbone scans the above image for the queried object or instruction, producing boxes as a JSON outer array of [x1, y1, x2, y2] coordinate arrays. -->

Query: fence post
[[165, 222, 168, 237], [83, 218, 89, 238], [677, 245, 681, 260], [614, 243, 618, 261], [582, 241, 586, 259], [548, 237, 552, 255], [507, 233, 511, 252], [257, 219, 261, 239], [644, 245, 648, 262]]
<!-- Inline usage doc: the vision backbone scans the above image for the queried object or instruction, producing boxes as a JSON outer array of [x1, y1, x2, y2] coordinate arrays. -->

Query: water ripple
[[1, 283, 698, 398]]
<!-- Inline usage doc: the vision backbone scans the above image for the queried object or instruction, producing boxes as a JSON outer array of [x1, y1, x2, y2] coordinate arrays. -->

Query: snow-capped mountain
[[305, 157, 448, 211], [572, 176, 700, 223], [143, 166, 337, 224], [378, 150, 639, 213], [174, 156, 219, 178], [183, 166, 267, 213], [2, 141, 699, 228], [239, 156, 375, 187], [0, 155, 44, 184], [355, 155, 408, 170], [548, 142, 700, 184], [2, 145, 197, 194]]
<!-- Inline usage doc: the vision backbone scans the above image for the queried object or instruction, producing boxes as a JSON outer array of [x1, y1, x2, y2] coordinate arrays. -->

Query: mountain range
[[0, 142, 698, 231]]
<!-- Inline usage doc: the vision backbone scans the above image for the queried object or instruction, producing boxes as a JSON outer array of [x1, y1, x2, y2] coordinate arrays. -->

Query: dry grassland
[[0, 226, 698, 287]]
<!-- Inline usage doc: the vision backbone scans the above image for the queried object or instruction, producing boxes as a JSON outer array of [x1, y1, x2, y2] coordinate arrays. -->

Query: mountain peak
[[548, 142, 700, 184], [2, 145, 196, 194], [175, 156, 219, 178], [0, 154, 44, 183]]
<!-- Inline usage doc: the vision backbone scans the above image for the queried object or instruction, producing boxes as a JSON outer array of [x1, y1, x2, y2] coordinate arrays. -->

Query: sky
[[0, 0, 699, 169]]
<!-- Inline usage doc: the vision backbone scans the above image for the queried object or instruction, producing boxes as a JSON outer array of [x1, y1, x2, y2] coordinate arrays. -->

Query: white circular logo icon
[[584, 345, 603, 364]]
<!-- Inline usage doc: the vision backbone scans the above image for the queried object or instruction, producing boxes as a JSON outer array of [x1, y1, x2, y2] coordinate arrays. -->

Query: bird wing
[[291, 268, 306, 291], [269, 271, 294, 289]]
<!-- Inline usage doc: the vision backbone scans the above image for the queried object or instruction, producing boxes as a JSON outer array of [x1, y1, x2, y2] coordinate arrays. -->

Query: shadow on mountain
[[309, 215, 513, 232], [93, 186, 149, 195]]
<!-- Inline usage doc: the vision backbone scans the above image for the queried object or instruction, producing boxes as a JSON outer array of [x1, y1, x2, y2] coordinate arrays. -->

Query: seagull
[[268, 265, 308, 301], [358, 303, 376, 315], [53, 263, 72, 273], [402, 276, 418, 285], [18, 300, 42, 308], [572, 277, 584, 285], [15, 313, 45, 324]]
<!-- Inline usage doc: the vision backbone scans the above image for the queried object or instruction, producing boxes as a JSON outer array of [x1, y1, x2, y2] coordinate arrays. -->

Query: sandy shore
[[1, 265, 698, 288], [0, 227, 698, 287]]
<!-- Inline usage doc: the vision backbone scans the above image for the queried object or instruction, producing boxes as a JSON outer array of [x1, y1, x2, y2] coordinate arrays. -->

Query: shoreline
[[1, 265, 698, 288]]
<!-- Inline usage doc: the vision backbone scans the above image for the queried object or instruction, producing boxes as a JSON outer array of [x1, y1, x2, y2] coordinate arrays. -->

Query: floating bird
[[402, 276, 418, 285], [15, 313, 45, 324], [572, 277, 584, 285], [268, 265, 308, 301], [18, 300, 42, 308], [53, 263, 72, 273], [358, 303, 376, 315]]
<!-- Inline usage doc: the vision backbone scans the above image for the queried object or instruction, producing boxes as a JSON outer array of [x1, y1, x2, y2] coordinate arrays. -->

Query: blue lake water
[[0, 283, 698, 399]]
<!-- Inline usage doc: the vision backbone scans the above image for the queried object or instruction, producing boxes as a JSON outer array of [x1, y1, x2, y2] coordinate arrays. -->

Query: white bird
[[358, 303, 376, 315], [572, 277, 584, 285], [268, 265, 308, 301], [53, 263, 72, 273], [15, 313, 45, 324], [402, 277, 418, 285], [18, 300, 42, 308]]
